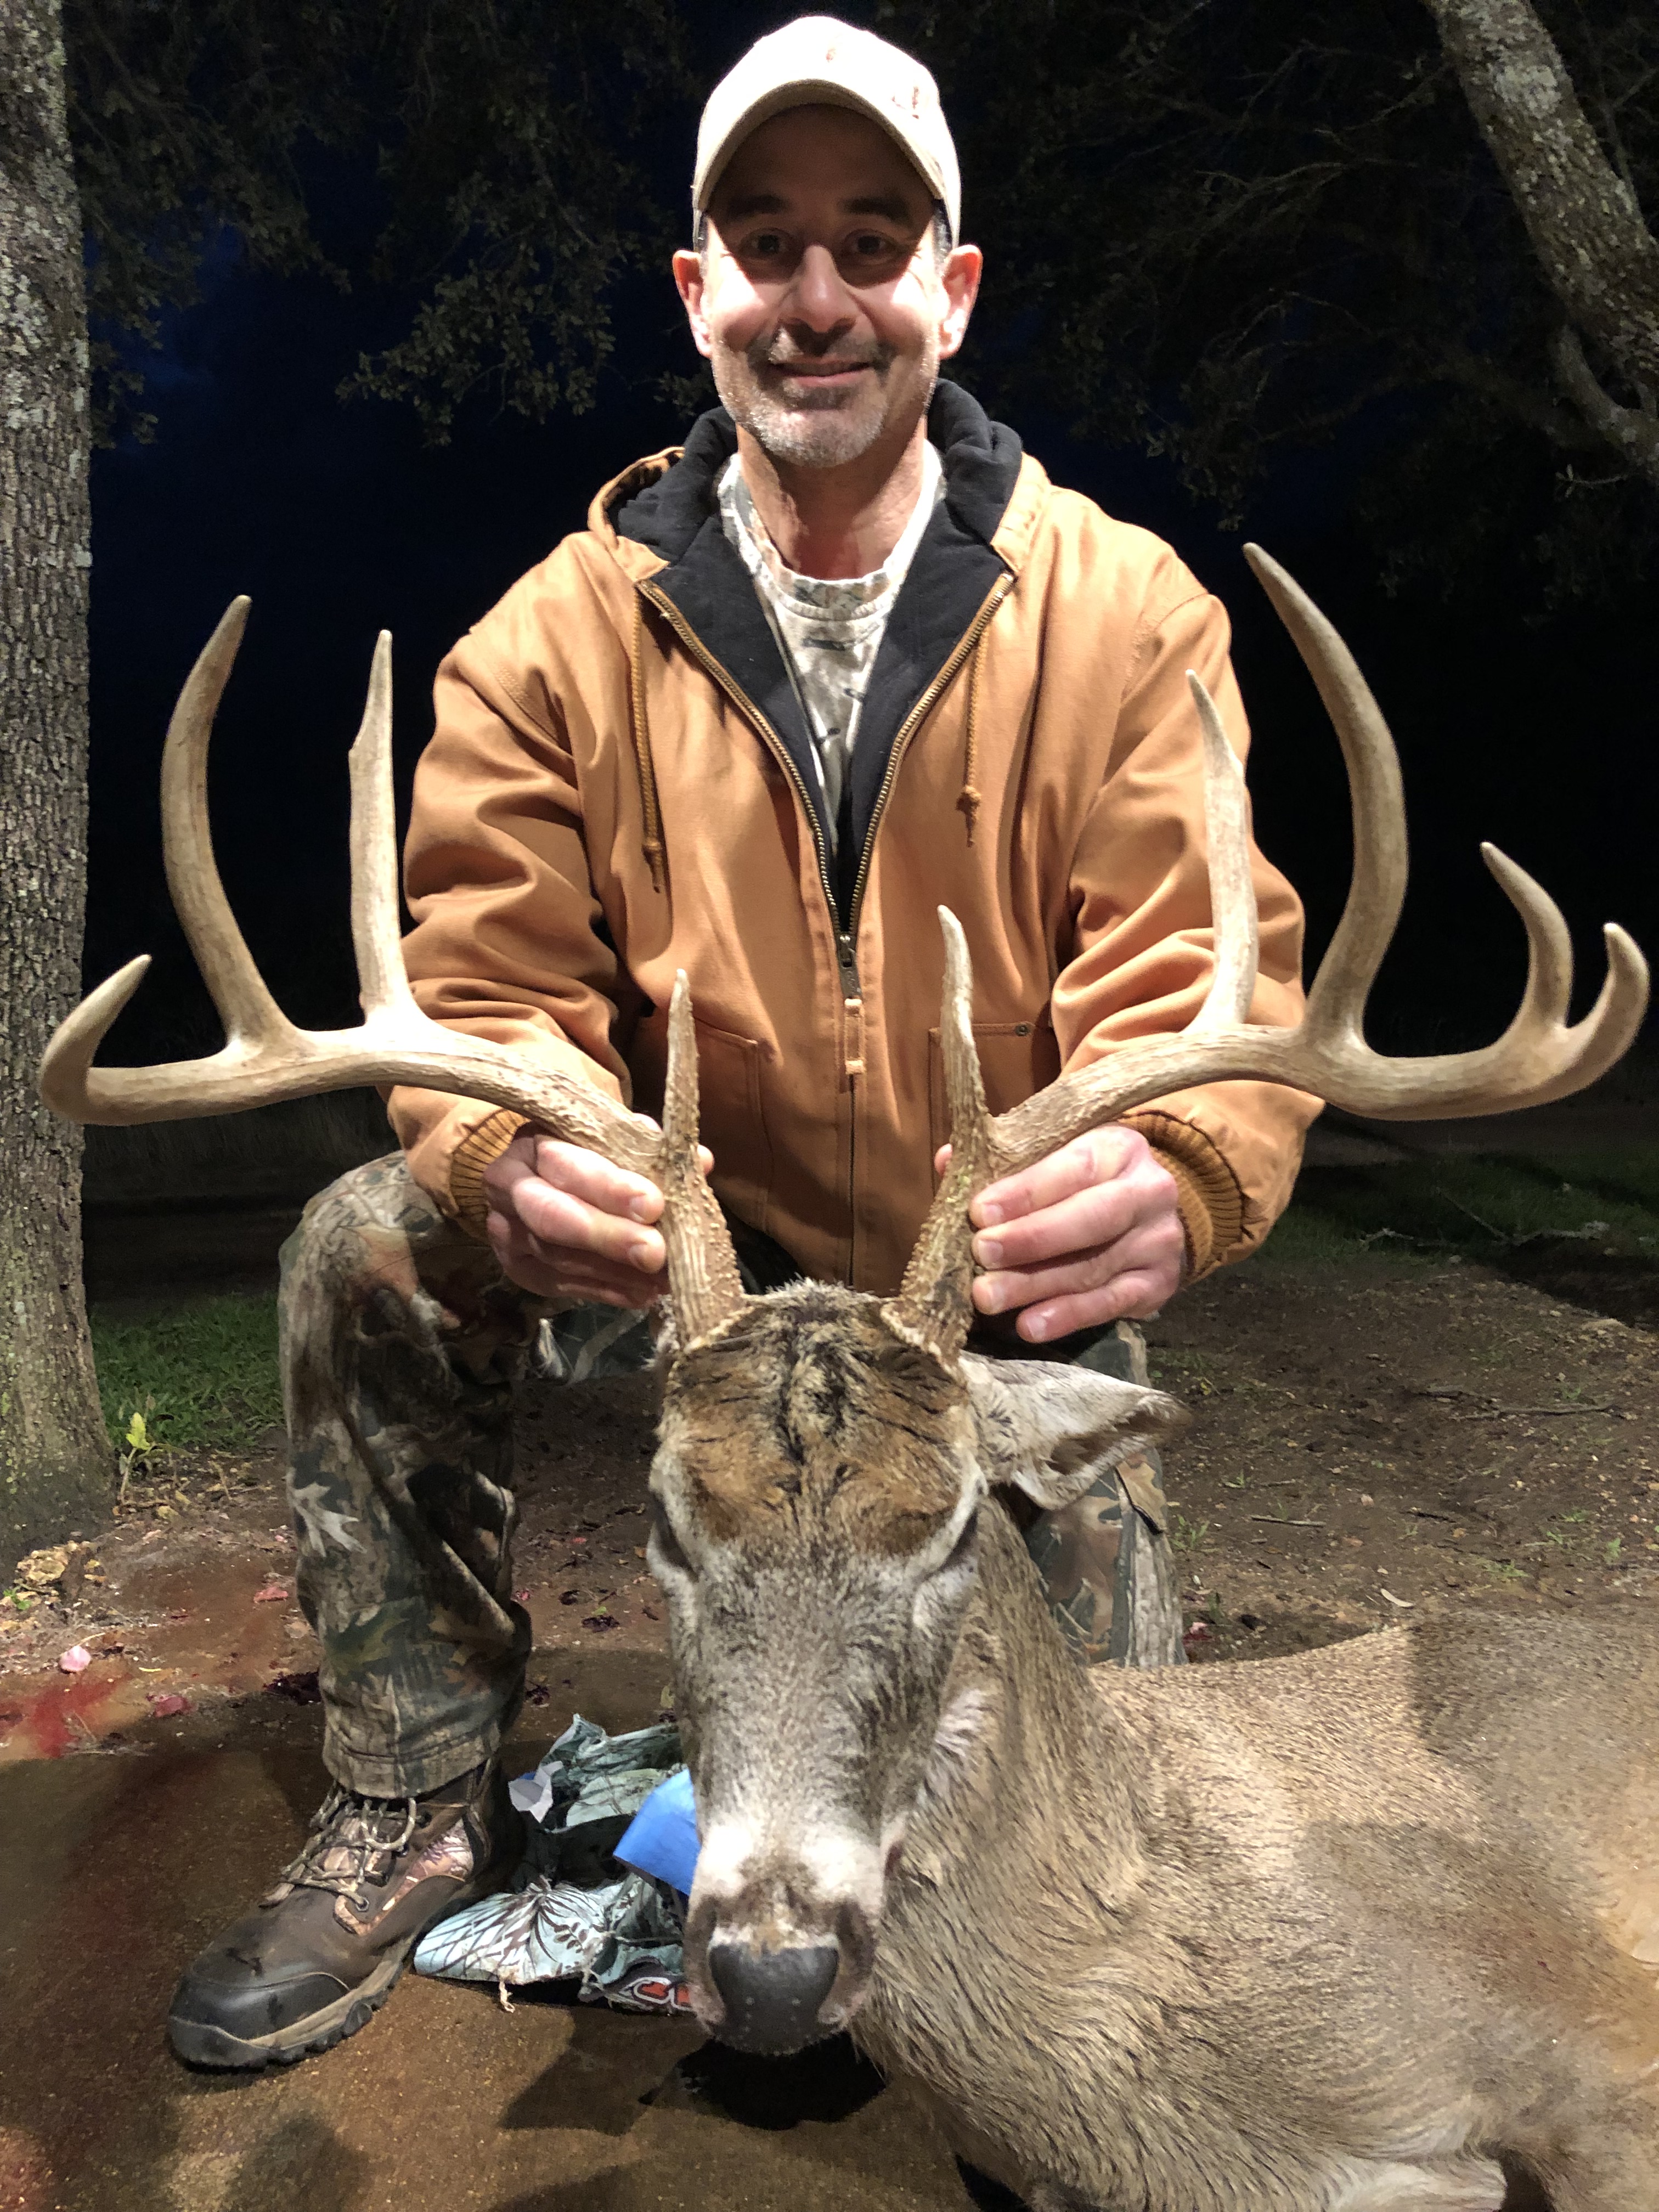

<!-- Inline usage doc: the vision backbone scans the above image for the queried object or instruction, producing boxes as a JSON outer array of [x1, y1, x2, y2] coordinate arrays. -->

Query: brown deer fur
[[651, 1285, 1659, 2212]]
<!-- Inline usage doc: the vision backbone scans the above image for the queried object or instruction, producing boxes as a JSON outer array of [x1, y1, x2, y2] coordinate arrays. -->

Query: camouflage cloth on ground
[[280, 1153, 1182, 1798]]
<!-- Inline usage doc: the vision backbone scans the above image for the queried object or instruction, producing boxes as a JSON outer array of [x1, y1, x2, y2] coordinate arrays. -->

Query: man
[[167, 17, 1316, 2072]]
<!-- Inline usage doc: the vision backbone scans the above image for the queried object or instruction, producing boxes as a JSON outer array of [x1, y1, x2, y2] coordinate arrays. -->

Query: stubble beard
[[711, 329, 938, 470]]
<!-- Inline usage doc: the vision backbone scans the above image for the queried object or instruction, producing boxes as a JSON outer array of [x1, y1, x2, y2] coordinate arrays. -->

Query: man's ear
[[961, 1352, 1189, 1511], [672, 246, 714, 358]]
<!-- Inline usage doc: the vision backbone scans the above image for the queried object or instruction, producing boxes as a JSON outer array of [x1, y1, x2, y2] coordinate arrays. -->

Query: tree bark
[[1423, 0, 1659, 487], [0, 0, 112, 1572]]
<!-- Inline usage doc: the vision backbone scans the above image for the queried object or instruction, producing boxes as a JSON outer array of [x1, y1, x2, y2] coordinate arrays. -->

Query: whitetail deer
[[43, 550, 1652, 2210]]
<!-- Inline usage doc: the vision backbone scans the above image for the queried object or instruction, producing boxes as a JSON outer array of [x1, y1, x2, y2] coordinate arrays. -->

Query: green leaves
[[67, 0, 693, 440], [889, 0, 1659, 599]]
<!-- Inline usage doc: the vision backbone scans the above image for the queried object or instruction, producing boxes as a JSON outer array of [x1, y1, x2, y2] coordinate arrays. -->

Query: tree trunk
[[1423, 0, 1659, 486], [0, 0, 112, 1572]]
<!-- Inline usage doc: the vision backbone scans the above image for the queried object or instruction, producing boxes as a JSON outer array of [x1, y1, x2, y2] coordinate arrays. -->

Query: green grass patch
[[90, 1293, 281, 1453], [1259, 1144, 1659, 1266]]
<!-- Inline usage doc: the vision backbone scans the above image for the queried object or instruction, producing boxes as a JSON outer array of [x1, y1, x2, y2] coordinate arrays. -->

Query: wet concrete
[[0, 1651, 980, 2212]]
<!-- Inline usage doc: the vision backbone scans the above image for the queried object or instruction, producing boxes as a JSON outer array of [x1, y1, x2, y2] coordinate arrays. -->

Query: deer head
[[40, 549, 1649, 2054], [649, 1288, 1185, 2051]]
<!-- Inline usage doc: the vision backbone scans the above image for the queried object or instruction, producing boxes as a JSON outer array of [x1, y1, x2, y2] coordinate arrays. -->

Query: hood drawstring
[[629, 591, 667, 893], [957, 627, 988, 847]]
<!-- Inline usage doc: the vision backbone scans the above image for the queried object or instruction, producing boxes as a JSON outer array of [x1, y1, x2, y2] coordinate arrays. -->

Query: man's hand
[[483, 1128, 712, 1307], [935, 1125, 1184, 1345]]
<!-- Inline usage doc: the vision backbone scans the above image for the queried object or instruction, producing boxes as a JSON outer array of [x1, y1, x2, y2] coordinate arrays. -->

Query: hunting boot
[[167, 1757, 522, 2069]]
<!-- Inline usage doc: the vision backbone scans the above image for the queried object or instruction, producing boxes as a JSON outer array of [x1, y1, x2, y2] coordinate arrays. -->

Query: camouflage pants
[[280, 1153, 1182, 1798]]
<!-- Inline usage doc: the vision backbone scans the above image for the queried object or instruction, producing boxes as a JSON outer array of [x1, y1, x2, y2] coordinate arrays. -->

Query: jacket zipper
[[637, 579, 861, 1002], [844, 573, 1013, 941], [638, 565, 1011, 1282]]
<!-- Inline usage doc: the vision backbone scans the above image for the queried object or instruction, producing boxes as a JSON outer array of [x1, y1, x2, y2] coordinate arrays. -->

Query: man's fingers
[[531, 1138, 667, 1225], [969, 1128, 1136, 1229], [972, 1215, 1185, 1318], [487, 1215, 663, 1307], [970, 1176, 1140, 1271], [509, 1178, 666, 1271], [1015, 1272, 1168, 1344]]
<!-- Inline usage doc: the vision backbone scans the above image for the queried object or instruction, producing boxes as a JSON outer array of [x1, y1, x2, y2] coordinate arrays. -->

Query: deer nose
[[708, 1939, 839, 2055]]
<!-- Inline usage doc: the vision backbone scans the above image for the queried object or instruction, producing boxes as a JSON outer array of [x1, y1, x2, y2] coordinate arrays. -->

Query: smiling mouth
[[765, 360, 878, 381]]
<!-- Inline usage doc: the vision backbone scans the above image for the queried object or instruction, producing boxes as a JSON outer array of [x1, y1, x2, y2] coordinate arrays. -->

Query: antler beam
[[885, 545, 1649, 1362], [39, 604, 746, 1346]]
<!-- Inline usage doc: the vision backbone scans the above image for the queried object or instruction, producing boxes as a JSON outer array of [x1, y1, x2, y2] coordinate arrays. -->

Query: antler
[[39, 601, 746, 1347], [885, 544, 1649, 1363]]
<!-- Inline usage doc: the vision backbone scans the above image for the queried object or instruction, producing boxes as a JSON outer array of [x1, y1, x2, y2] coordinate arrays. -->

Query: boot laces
[[276, 1783, 420, 1903]]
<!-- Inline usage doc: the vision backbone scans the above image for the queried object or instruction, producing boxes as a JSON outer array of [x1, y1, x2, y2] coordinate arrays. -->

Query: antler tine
[[1241, 544, 1406, 1053], [882, 552, 1648, 1364], [348, 630, 419, 1022], [41, 608, 753, 1342], [882, 910, 995, 1359], [163, 597, 304, 1050], [659, 972, 746, 1346], [1187, 673, 1259, 1032], [40, 611, 662, 1167]]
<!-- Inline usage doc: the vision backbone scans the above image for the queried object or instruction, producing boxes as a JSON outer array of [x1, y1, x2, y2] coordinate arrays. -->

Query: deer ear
[[960, 1353, 1189, 1511]]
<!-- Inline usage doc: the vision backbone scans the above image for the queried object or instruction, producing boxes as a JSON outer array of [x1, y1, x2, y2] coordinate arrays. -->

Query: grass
[[1258, 1144, 1659, 1266], [90, 1293, 281, 1454]]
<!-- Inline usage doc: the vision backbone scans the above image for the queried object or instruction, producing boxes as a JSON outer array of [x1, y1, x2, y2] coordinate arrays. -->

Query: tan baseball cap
[[693, 16, 961, 244]]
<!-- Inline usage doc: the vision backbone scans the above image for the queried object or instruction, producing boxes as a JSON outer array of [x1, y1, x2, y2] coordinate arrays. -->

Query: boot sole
[[169, 1944, 409, 2071]]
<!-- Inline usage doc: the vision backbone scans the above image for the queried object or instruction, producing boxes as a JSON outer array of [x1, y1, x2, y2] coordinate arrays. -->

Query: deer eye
[[648, 1503, 694, 1578]]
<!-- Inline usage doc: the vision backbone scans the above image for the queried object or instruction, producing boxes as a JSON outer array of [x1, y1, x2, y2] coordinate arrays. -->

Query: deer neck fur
[[854, 1496, 1158, 2108]]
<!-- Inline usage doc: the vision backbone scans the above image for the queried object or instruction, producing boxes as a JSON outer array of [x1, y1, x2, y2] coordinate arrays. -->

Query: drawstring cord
[[957, 627, 987, 847], [630, 591, 667, 893]]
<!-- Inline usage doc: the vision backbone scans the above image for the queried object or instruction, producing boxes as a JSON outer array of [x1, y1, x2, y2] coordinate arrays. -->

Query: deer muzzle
[[682, 1818, 886, 2053]]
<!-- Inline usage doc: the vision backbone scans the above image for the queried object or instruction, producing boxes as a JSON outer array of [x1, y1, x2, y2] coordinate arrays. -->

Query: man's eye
[[847, 232, 900, 261], [747, 230, 789, 259]]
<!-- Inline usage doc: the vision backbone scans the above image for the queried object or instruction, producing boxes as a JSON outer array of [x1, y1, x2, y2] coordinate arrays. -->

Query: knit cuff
[[1121, 1109, 1245, 1283], [448, 1109, 533, 1238]]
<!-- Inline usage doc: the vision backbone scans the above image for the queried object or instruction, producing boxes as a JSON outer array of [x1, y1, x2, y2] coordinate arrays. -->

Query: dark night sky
[[84, 110, 1658, 1071]]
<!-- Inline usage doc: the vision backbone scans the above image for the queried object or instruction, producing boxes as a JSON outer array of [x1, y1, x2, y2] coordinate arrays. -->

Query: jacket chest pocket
[[693, 1020, 775, 1239], [927, 1018, 1060, 1155]]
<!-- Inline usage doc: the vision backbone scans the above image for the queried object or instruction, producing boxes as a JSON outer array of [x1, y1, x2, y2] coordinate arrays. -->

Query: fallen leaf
[[582, 1613, 619, 1632], [1379, 1590, 1415, 1610], [149, 1692, 191, 1717], [514, 1589, 531, 1602], [58, 1644, 93, 1674], [20, 1546, 71, 1589], [253, 1583, 288, 1604]]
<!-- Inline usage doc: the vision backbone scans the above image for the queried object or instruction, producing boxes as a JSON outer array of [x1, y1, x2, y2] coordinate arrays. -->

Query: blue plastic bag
[[615, 1766, 700, 1897]]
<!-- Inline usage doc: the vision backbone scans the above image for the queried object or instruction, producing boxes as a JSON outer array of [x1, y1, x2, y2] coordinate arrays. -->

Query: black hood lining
[[613, 382, 1024, 916]]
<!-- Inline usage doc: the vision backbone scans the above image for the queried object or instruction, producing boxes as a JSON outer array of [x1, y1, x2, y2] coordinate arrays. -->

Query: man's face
[[675, 105, 980, 471]]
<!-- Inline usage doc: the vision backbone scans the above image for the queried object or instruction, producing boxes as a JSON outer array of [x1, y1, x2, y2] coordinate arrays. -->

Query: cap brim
[[695, 82, 950, 228]]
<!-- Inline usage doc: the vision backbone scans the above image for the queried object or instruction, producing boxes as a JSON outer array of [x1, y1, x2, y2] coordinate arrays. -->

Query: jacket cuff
[[1121, 1109, 1244, 1283], [448, 1109, 532, 1237]]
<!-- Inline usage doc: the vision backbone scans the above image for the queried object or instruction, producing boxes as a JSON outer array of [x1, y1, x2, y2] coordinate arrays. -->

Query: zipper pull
[[843, 995, 865, 1081], [837, 935, 865, 1080]]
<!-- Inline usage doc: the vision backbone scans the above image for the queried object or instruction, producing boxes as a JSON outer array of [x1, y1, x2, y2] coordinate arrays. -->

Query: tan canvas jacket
[[389, 382, 1319, 1295]]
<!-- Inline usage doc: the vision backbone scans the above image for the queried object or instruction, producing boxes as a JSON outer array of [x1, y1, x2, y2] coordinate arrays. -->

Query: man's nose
[[783, 242, 857, 336], [708, 1936, 841, 2054]]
